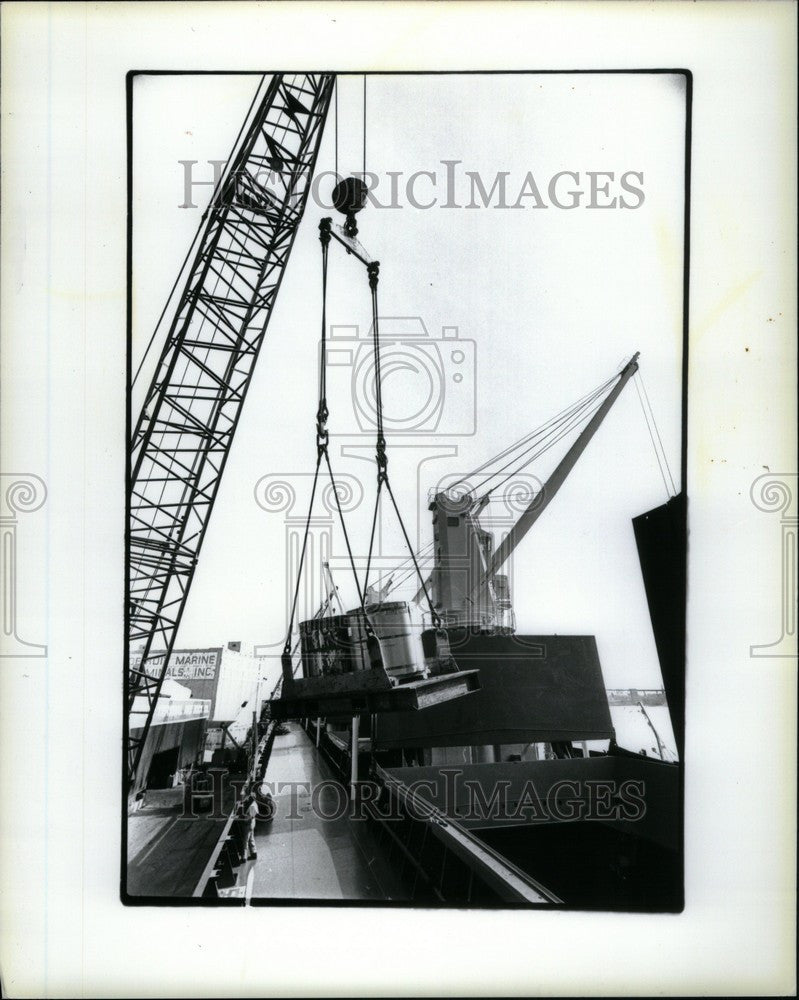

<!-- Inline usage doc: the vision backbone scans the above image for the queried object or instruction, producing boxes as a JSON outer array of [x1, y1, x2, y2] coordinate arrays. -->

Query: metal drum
[[299, 614, 362, 679], [347, 601, 426, 681]]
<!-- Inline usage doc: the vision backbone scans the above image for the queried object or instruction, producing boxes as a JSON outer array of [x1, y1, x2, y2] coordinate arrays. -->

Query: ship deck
[[248, 723, 409, 901]]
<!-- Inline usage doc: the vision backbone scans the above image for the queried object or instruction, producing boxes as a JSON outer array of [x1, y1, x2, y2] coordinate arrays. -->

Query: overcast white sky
[[132, 72, 686, 691]]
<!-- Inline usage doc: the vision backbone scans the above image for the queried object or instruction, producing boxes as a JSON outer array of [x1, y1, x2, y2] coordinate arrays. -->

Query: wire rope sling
[[279, 180, 458, 700]]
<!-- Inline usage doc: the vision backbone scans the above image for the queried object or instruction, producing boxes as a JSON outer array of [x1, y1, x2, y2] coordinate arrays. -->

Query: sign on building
[[130, 647, 224, 714]]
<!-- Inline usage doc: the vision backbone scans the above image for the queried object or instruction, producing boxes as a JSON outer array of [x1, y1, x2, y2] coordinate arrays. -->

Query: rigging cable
[[469, 377, 618, 502], [283, 449, 324, 656], [633, 373, 672, 501], [361, 258, 440, 626], [384, 543, 435, 597], [334, 76, 338, 179], [471, 399, 608, 507], [452, 372, 616, 485], [474, 388, 610, 496], [386, 541, 435, 587], [638, 369, 677, 495], [363, 75, 366, 177], [281, 217, 367, 656], [447, 371, 618, 494]]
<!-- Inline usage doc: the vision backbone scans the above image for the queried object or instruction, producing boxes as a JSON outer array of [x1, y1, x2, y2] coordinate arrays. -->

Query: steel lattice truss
[[127, 73, 334, 788]]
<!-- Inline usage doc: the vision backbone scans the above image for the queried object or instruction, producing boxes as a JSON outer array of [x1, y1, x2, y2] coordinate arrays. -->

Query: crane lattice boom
[[127, 73, 334, 790]]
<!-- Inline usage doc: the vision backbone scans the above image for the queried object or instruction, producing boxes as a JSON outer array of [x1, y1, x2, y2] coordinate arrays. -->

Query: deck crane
[[127, 74, 334, 794], [416, 353, 641, 630]]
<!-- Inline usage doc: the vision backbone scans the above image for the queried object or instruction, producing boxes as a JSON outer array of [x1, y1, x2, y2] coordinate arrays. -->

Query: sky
[[132, 71, 686, 691]]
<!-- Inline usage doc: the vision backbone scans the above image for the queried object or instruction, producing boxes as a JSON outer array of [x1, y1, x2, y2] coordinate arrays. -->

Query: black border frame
[[123, 67, 692, 910]]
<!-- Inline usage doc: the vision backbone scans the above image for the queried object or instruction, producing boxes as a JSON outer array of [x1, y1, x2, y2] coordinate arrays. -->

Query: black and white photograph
[[0, 2, 795, 996], [126, 70, 687, 908]]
